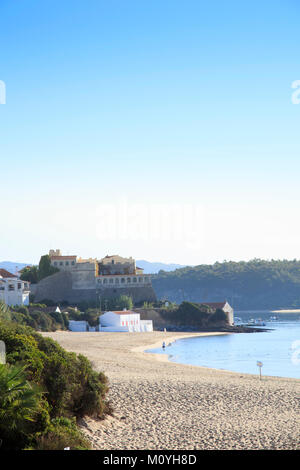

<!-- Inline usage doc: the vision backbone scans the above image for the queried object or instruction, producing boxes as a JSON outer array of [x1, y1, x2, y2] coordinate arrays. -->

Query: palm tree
[[0, 363, 41, 447], [0, 300, 10, 321]]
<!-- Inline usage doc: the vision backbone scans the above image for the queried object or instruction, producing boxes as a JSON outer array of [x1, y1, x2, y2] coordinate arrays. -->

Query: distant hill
[[0, 261, 30, 275], [136, 260, 188, 274], [152, 259, 300, 310], [1, 259, 185, 276]]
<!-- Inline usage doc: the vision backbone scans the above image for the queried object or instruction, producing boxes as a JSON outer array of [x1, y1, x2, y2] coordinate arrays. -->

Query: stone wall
[[32, 271, 156, 304]]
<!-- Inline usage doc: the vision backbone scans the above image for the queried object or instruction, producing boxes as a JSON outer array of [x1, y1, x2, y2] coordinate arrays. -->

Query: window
[[127, 277, 131, 283], [103, 278, 108, 284], [18, 283, 21, 289], [66, 261, 69, 266], [98, 279, 102, 284], [115, 278, 119, 284], [71, 261, 75, 265], [109, 278, 114, 284], [54, 261, 57, 266], [133, 277, 137, 283], [59, 262, 63, 266], [138, 277, 143, 283], [121, 278, 125, 283]]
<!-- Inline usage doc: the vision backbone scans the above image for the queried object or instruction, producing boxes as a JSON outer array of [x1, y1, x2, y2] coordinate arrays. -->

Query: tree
[[0, 363, 41, 448], [20, 266, 39, 284], [0, 301, 11, 321], [38, 255, 59, 281], [117, 295, 133, 310]]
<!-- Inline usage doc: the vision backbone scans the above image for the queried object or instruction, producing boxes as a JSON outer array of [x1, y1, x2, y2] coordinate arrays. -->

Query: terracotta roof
[[202, 302, 227, 309], [106, 310, 138, 315], [50, 255, 77, 260], [0, 268, 16, 278]]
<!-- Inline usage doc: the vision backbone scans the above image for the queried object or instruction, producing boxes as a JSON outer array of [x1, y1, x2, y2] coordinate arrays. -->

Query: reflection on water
[[147, 319, 300, 379]]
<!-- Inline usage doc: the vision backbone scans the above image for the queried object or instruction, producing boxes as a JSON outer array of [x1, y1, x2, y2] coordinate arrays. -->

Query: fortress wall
[[71, 263, 96, 290], [33, 271, 73, 302], [33, 272, 157, 304], [96, 286, 157, 303]]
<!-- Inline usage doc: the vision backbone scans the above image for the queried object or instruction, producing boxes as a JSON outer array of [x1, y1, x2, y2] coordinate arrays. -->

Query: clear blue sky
[[0, 0, 300, 264]]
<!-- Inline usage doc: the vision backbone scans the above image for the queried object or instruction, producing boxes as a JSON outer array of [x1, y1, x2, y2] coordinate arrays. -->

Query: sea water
[[147, 316, 300, 379]]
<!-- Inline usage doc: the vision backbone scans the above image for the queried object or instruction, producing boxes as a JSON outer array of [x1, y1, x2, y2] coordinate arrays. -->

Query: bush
[[34, 417, 91, 450], [14, 306, 29, 315], [0, 363, 49, 450], [0, 319, 110, 449], [29, 303, 47, 309], [0, 301, 11, 322], [161, 301, 211, 327], [208, 308, 227, 324]]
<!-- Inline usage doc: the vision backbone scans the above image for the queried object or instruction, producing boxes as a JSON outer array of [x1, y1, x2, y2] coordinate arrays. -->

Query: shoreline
[[141, 331, 299, 380], [42, 331, 300, 450], [133, 331, 229, 364]]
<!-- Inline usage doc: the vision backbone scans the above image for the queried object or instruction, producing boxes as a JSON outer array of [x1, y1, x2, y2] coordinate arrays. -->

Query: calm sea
[[147, 313, 300, 379]]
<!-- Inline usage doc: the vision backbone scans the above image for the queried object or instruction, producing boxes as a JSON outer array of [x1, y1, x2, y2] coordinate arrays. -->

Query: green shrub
[[14, 306, 29, 315], [208, 308, 227, 324], [0, 301, 11, 322], [0, 318, 110, 449], [0, 363, 47, 450], [34, 417, 91, 450]]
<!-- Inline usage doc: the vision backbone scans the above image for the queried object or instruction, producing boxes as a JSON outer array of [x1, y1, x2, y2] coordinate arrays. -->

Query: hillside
[[152, 259, 300, 310], [136, 260, 187, 274], [0, 261, 29, 274], [2, 260, 184, 275]]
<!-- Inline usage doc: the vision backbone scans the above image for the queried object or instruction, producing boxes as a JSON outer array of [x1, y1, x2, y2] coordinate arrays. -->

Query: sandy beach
[[43, 331, 300, 450]]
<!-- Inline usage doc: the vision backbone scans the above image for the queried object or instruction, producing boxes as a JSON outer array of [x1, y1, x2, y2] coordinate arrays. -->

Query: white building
[[100, 310, 153, 332], [0, 269, 30, 307], [69, 320, 89, 332]]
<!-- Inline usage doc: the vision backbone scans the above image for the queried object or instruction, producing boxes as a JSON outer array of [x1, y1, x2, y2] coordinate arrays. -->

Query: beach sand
[[42, 331, 300, 450]]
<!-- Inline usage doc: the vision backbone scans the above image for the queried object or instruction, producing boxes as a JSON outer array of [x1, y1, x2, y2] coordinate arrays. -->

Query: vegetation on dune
[[1, 302, 69, 332], [153, 259, 300, 309], [0, 310, 110, 450]]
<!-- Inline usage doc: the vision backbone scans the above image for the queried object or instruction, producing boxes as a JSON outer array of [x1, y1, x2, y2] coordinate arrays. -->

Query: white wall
[[69, 320, 88, 332], [0, 278, 30, 307]]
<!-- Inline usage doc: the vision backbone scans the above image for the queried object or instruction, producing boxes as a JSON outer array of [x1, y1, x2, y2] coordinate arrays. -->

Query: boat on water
[[269, 315, 279, 321], [245, 318, 266, 327]]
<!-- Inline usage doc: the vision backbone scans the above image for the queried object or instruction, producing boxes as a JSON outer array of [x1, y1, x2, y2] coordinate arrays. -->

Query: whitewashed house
[[0, 269, 30, 307], [100, 310, 153, 332]]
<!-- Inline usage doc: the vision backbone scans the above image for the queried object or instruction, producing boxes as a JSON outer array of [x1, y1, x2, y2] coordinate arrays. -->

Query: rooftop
[[0, 268, 16, 278], [105, 310, 138, 315], [50, 255, 77, 260], [202, 302, 227, 309]]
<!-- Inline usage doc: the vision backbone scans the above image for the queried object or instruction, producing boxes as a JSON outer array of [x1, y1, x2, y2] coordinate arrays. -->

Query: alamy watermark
[[0, 80, 6, 104], [95, 199, 205, 250], [291, 80, 300, 104], [0, 340, 6, 364]]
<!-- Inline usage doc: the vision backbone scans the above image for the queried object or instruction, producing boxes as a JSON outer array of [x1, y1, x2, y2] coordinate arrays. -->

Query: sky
[[0, 0, 300, 265]]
